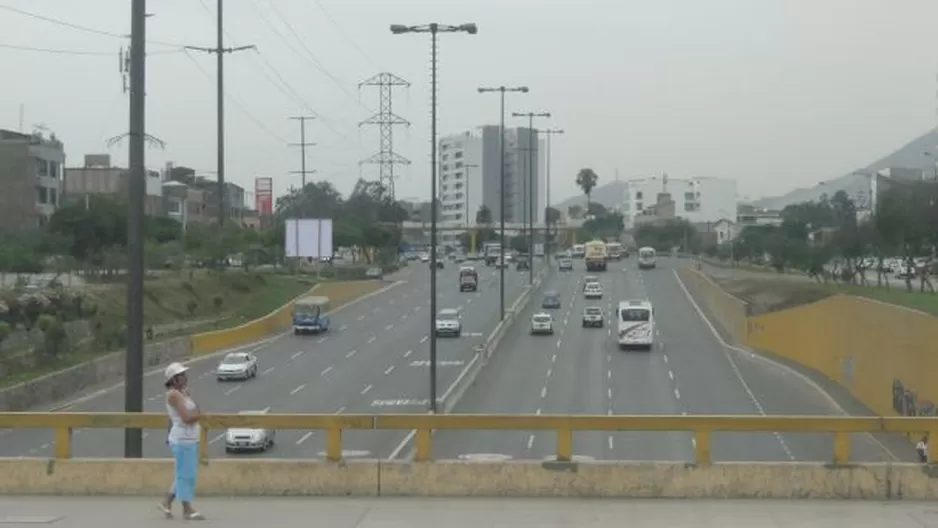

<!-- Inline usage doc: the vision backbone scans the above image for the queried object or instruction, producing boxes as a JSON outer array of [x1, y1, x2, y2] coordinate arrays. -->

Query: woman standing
[[158, 362, 205, 520]]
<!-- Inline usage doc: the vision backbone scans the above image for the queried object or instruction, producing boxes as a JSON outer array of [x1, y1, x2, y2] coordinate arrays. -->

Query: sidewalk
[[0, 496, 932, 527]]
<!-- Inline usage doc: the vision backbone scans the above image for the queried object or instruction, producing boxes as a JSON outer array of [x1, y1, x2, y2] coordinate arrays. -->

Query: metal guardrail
[[0, 413, 934, 465]]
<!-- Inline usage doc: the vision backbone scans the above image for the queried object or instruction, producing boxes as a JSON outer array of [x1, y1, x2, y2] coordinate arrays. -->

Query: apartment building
[[623, 174, 737, 229], [0, 129, 65, 232], [63, 154, 163, 215]]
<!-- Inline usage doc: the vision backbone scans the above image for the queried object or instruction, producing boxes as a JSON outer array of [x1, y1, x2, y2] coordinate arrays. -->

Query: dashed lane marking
[[674, 388, 681, 399], [290, 384, 306, 395], [296, 432, 314, 445], [361, 384, 373, 395], [321, 366, 333, 376], [317, 337, 326, 343], [419, 335, 428, 344], [384, 365, 395, 375], [339, 324, 348, 331], [540, 387, 547, 398], [262, 367, 275, 375], [404, 349, 413, 358], [346, 350, 358, 358], [224, 385, 241, 396], [367, 336, 377, 344], [291, 350, 305, 359], [526, 435, 535, 450]]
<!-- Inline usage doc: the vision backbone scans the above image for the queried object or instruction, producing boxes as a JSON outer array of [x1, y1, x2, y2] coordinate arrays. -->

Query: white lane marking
[[209, 432, 225, 444], [384, 365, 395, 375], [335, 406, 346, 414], [262, 366, 275, 375], [674, 388, 681, 399], [607, 328, 611, 336], [357, 315, 365, 321], [321, 366, 333, 376], [346, 350, 358, 358], [546, 368, 552, 378], [400, 314, 408, 321], [526, 435, 535, 449], [608, 436, 614, 450], [290, 384, 306, 395], [540, 387, 547, 398], [385, 324, 394, 331], [361, 384, 373, 395], [551, 353, 557, 363], [662, 354, 668, 364], [420, 335, 428, 344], [317, 337, 327, 344], [555, 340, 562, 348], [691, 437, 697, 448], [404, 349, 413, 358], [368, 336, 377, 344], [224, 385, 241, 396], [291, 350, 305, 359], [340, 324, 348, 331], [608, 388, 612, 399], [607, 370, 611, 380], [669, 370, 674, 381], [297, 432, 314, 445], [673, 269, 798, 462], [536, 408, 542, 415]]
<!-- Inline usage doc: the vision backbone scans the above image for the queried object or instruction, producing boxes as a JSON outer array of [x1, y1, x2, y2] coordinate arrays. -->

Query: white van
[[571, 244, 586, 258], [638, 246, 657, 269], [616, 300, 654, 350]]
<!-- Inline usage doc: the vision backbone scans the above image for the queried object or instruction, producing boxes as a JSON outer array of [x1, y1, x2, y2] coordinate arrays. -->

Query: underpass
[[0, 262, 530, 460], [433, 257, 912, 463]]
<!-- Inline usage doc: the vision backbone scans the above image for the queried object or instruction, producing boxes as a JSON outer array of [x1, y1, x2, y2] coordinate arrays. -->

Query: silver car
[[225, 410, 276, 453], [216, 352, 258, 381], [435, 308, 462, 337]]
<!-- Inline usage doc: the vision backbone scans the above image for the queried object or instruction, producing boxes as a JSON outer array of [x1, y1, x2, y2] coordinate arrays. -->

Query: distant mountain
[[553, 181, 628, 213], [753, 127, 938, 210]]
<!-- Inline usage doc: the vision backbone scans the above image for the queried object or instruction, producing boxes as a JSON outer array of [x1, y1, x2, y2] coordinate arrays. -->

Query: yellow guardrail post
[[832, 431, 850, 465], [693, 429, 711, 466], [415, 429, 433, 462], [556, 428, 573, 461], [326, 426, 343, 462], [54, 426, 72, 459]]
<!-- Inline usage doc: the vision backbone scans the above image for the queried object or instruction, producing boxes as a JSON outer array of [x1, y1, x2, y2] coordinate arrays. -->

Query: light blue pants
[[169, 441, 199, 502]]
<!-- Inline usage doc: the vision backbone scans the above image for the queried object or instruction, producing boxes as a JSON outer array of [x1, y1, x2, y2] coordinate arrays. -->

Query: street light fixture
[[478, 86, 528, 320], [541, 129, 564, 263], [512, 111, 551, 285], [391, 22, 477, 415]]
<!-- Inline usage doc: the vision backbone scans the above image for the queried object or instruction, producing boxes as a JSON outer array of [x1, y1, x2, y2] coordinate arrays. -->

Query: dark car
[[516, 259, 530, 271], [541, 291, 561, 309]]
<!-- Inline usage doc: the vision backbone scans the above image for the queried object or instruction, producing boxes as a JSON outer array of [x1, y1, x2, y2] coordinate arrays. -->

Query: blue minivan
[[541, 291, 561, 309]]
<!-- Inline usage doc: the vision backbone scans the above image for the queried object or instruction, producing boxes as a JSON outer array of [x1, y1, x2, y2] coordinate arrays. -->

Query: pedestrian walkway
[[0, 496, 933, 527]]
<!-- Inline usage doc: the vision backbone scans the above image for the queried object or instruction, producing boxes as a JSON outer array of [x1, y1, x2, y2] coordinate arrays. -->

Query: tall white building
[[438, 127, 546, 228], [622, 174, 737, 229]]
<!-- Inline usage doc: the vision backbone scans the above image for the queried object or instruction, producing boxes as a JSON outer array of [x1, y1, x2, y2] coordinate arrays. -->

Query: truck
[[458, 266, 479, 292], [483, 243, 501, 266], [606, 242, 623, 260], [584, 240, 608, 271]]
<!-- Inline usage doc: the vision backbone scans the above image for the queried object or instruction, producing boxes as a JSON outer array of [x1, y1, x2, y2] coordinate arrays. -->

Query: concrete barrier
[[4, 457, 938, 499]]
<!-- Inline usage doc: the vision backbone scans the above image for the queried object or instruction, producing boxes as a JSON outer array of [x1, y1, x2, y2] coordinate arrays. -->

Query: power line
[[0, 42, 183, 56], [0, 4, 184, 47], [312, 0, 383, 70]]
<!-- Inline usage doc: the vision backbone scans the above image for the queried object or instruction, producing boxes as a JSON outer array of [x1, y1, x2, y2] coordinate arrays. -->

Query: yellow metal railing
[[0, 413, 933, 465]]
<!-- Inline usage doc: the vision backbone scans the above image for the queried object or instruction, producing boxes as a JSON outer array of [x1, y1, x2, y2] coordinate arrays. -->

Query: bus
[[606, 242, 623, 260], [637, 247, 657, 269], [616, 299, 655, 351]]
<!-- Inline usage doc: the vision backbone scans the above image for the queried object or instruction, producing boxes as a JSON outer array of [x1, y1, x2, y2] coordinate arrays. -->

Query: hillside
[[754, 127, 938, 210]]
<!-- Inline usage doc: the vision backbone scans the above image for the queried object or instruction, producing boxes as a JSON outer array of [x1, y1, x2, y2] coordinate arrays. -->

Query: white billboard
[[284, 218, 334, 258]]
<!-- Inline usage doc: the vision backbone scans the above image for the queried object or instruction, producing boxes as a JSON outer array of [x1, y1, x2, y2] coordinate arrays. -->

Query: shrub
[[213, 295, 223, 310], [186, 299, 199, 316]]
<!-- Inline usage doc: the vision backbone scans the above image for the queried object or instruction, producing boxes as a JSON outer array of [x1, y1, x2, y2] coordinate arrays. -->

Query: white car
[[225, 410, 276, 453], [419, 253, 430, 263], [530, 313, 554, 335], [582, 306, 605, 328], [435, 308, 462, 337], [584, 283, 603, 299], [216, 352, 258, 381]]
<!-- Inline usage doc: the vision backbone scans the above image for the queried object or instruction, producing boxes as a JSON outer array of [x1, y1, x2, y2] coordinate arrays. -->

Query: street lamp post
[[478, 86, 528, 319], [541, 129, 564, 264], [512, 112, 550, 285], [391, 22, 477, 415]]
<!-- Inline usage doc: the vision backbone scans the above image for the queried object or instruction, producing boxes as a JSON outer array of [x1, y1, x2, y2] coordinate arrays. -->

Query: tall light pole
[[541, 129, 564, 264], [390, 22, 477, 415], [512, 112, 550, 285], [479, 86, 528, 319], [464, 163, 479, 253]]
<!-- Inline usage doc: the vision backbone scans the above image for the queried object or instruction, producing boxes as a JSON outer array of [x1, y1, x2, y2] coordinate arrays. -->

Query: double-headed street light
[[540, 129, 564, 262], [390, 22, 477, 415], [478, 86, 529, 320], [512, 112, 551, 285]]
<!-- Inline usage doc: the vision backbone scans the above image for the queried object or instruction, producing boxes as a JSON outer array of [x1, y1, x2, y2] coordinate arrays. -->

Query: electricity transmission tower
[[358, 72, 410, 199]]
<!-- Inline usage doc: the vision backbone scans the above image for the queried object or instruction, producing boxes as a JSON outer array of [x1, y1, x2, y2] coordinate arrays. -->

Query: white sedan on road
[[216, 352, 258, 381], [530, 313, 554, 335], [225, 409, 276, 453]]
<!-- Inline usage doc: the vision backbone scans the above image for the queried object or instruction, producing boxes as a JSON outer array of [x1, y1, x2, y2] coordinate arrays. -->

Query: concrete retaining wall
[[3, 458, 938, 499]]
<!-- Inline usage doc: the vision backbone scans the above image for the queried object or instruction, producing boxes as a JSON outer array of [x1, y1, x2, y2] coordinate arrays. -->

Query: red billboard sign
[[255, 177, 273, 216]]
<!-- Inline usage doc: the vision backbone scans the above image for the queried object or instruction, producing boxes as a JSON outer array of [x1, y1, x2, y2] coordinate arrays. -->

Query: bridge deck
[[1, 496, 923, 527]]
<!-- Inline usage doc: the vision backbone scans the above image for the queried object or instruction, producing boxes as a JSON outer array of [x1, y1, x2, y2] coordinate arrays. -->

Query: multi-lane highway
[[434, 257, 914, 463], [0, 261, 531, 460]]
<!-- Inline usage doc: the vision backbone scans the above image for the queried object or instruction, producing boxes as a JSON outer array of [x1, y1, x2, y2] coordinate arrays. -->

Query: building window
[[684, 192, 695, 201], [36, 186, 48, 204], [49, 188, 57, 206], [454, 151, 463, 159], [684, 202, 700, 212], [635, 192, 643, 200], [50, 161, 60, 179], [455, 161, 464, 169], [636, 202, 643, 211]]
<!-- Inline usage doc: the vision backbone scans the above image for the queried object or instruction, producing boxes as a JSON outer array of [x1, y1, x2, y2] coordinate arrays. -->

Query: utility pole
[[541, 129, 564, 264], [289, 116, 317, 189], [185, 0, 254, 226], [512, 112, 550, 285], [359, 72, 411, 199], [125, 0, 147, 459]]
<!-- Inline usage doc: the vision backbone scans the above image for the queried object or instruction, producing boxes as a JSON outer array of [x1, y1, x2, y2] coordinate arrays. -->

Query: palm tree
[[576, 168, 599, 214]]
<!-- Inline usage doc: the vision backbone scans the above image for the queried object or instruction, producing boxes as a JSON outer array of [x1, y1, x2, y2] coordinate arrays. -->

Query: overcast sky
[[3, 0, 938, 205]]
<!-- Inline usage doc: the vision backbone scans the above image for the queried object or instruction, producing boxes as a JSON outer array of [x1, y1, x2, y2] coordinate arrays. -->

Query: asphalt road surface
[[433, 257, 914, 463], [0, 261, 531, 460]]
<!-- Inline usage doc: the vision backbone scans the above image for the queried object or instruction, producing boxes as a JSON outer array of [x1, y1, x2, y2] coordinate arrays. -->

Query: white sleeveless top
[[166, 390, 200, 444]]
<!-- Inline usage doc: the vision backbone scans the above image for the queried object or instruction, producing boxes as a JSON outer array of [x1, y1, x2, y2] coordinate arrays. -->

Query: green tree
[[575, 168, 599, 212], [476, 205, 493, 225], [48, 195, 128, 260], [567, 204, 584, 220]]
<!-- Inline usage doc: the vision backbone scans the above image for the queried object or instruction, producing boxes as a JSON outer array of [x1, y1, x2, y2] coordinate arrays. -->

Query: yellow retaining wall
[[676, 268, 748, 342], [747, 295, 938, 419], [3, 458, 938, 499], [189, 280, 388, 356]]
